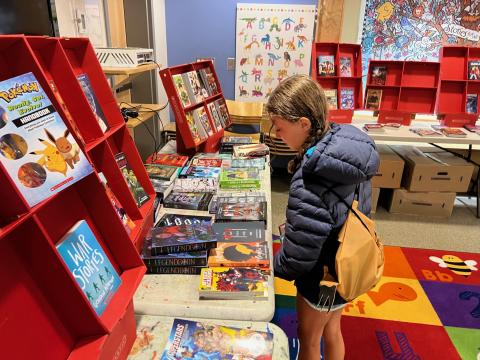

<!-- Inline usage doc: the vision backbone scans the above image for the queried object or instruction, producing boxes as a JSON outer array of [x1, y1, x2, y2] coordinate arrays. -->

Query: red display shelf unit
[[311, 42, 363, 123], [365, 60, 440, 125], [0, 35, 149, 359], [160, 60, 231, 155], [437, 46, 480, 127]]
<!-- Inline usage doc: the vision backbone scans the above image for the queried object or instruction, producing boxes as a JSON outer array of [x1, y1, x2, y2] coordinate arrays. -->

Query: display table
[[128, 315, 289, 359], [133, 157, 276, 321]]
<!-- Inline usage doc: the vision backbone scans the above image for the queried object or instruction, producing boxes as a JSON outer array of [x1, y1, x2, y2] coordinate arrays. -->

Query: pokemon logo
[[0, 81, 39, 103]]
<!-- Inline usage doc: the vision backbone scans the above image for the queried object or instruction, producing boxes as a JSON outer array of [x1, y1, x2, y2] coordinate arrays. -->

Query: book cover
[[324, 89, 338, 110], [186, 71, 204, 103], [155, 213, 212, 227], [371, 66, 387, 85], [208, 241, 270, 269], [216, 98, 230, 126], [339, 55, 353, 77], [172, 74, 191, 108], [114, 152, 150, 207], [195, 70, 210, 99], [77, 74, 109, 132], [212, 221, 265, 243], [221, 136, 253, 145], [207, 102, 223, 131], [199, 267, 269, 300], [468, 60, 480, 80], [190, 157, 223, 167], [56, 220, 121, 316], [219, 168, 261, 189], [184, 111, 203, 144], [149, 153, 189, 167], [466, 94, 478, 114], [173, 177, 218, 193], [317, 55, 335, 76], [363, 123, 385, 133], [365, 89, 382, 110], [163, 191, 213, 211], [409, 128, 443, 137], [148, 223, 217, 255], [193, 107, 214, 136], [197, 68, 212, 96], [229, 157, 265, 169], [440, 127, 467, 138], [141, 239, 208, 267], [216, 202, 267, 224], [209, 191, 267, 214], [146, 265, 203, 275], [233, 143, 269, 158], [0, 72, 93, 207], [205, 67, 219, 95], [160, 318, 274, 359], [144, 163, 178, 181], [185, 165, 221, 178], [340, 88, 355, 110]]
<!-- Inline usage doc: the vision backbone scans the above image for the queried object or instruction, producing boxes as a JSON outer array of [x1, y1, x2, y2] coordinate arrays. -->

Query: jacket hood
[[302, 123, 379, 185]]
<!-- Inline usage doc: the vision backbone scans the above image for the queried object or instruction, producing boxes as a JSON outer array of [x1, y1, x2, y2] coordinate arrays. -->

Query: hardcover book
[[163, 191, 213, 211], [149, 153, 189, 167], [141, 239, 208, 267], [155, 213, 212, 227], [215, 201, 267, 225], [0, 72, 93, 207], [114, 152, 150, 207], [340, 88, 355, 110], [207, 241, 270, 269], [324, 89, 338, 110], [339, 55, 353, 77], [212, 221, 265, 243], [148, 223, 217, 255], [468, 60, 480, 80], [77, 73, 109, 132], [173, 177, 218, 193], [371, 66, 387, 85], [466, 93, 478, 114], [365, 89, 382, 110], [317, 55, 335, 76], [199, 267, 269, 300], [144, 163, 178, 181], [172, 74, 191, 108], [160, 318, 274, 359], [56, 220, 121, 316]]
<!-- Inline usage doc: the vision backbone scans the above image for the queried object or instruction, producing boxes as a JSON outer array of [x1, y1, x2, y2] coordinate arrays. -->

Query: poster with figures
[[235, 4, 316, 102], [361, 0, 480, 78]]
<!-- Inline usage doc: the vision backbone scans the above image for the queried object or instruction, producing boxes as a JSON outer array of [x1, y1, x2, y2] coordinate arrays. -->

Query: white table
[[133, 158, 276, 321]]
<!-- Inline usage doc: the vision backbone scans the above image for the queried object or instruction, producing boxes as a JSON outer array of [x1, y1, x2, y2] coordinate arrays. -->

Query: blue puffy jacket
[[274, 123, 380, 304]]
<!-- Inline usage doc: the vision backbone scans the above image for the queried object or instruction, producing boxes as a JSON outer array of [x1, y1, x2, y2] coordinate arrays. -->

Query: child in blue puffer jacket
[[266, 75, 379, 360]]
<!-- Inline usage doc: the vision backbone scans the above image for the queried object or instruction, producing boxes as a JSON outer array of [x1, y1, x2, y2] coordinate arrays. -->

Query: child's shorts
[[302, 295, 347, 312]]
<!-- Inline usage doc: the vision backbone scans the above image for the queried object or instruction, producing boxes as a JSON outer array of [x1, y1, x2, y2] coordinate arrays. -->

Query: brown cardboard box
[[388, 189, 456, 217], [390, 145, 474, 192], [371, 145, 405, 188], [371, 187, 380, 213]]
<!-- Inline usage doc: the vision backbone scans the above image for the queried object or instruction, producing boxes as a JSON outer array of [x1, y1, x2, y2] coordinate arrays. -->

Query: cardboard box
[[371, 187, 380, 213], [371, 145, 405, 188], [388, 189, 456, 217], [391, 145, 474, 192]]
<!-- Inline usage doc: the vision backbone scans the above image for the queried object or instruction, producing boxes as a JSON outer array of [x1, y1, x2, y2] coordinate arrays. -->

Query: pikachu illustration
[[429, 254, 478, 277]]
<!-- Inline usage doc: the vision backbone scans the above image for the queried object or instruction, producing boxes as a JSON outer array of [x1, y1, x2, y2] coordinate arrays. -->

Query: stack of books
[[220, 136, 256, 154], [233, 143, 270, 158], [219, 168, 262, 190]]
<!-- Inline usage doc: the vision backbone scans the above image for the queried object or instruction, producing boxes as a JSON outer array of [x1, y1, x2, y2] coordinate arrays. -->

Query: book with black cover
[[155, 213, 213, 227], [215, 201, 267, 226], [141, 239, 208, 267], [163, 191, 213, 210], [146, 265, 203, 275], [212, 221, 265, 243]]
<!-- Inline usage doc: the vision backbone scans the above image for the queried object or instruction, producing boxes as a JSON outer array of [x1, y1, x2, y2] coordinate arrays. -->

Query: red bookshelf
[[160, 60, 231, 155], [437, 46, 479, 126], [365, 60, 440, 125], [0, 35, 150, 359], [311, 43, 363, 123]]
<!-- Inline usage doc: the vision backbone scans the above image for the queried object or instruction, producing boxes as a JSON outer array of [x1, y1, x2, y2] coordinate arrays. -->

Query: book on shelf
[[76, 73, 109, 132], [56, 220, 122, 316], [144, 163, 178, 182], [184, 111, 204, 145], [339, 55, 353, 77], [205, 67, 219, 95], [216, 98, 230, 126], [212, 221, 265, 243], [233, 143, 270, 158], [148, 223, 217, 255], [160, 318, 274, 359], [163, 191, 213, 211], [209, 191, 267, 214], [98, 172, 135, 234], [195, 70, 210, 99], [155, 213, 212, 227], [363, 123, 386, 133], [468, 60, 480, 80], [146, 265, 203, 275], [182, 71, 204, 104], [365, 89, 382, 110], [409, 128, 443, 137], [148, 153, 189, 167], [141, 239, 208, 267], [173, 177, 218, 193], [466, 94, 478, 114], [340, 88, 355, 110], [324, 89, 338, 110], [208, 241, 270, 269], [197, 68, 212, 96], [199, 267, 269, 300], [219, 168, 261, 190], [172, 74, 191, 108], [0, 72, 93, 207], [317, 55, 335, 76], [215, 201, 268, 225], [114, 152, 150, 207], [207, 102, 224, 131], [193, 107, 214, 137], [371, 65, 387, 85]]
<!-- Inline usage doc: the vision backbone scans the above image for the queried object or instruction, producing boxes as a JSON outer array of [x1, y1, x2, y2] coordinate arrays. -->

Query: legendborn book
[[56, 220, 122, 316]]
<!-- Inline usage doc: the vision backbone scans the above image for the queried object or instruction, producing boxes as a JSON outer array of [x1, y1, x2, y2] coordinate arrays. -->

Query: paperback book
[[409, 128, 443, 137], [227, 157, 265, 169], [324, 89, 338, 110], [184, 111, 203, 145], [163, 191, 213, 211], [195, 70, 210, 99], [216, 98, 230, 126], [219, 168, 261, 189], [155, 213, 212, 227], [172, 74, 191, 108], [184, 165, 221, 178], [141, 239, 208, 267], [371, 66, 387, 85], [466, 94, 478, 114], [144, 163, 178, 181], [207, 241, 270, 269], [340, 88, 355, 110], [146, 265, 203, 275], [339, 55, 353, 77], [212, 221, 265, 243], [0, 72, 93, 207], [209, 191, 267, 214], [365, 89, 382, 110], [215, 201, 268, 225], [182, 71, 204, 104], [363, 123, 386, 133], [190, 157, 223, 167], [173, 177, 218, 193], [193, 107, 213, 137], [317, 55, 335, 76], [77, 73, 109, 132], [468, 60, 480, 80], [56, 220, 121, 316], [115, 152, 150, 207], [233, 143, 269, 158], [207, 102, 223, 131], [148, 153, 189, 167]]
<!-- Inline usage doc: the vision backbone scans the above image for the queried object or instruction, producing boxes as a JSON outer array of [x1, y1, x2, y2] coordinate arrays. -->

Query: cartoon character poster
[[360, 0, 480, 78], [235, 4, 316, 102]]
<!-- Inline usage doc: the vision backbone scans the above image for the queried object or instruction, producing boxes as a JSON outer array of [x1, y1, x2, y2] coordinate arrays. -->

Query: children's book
[[339, 55, 353, 77], [199, 267, 269, 300], [363, 123, 385, 133], [365, 89, 382, 110], [209, 191, 267, 214], [144, 163, 178, 181], [160, 318, 274, 359], [195, 70, 210, 99], [114, 152, 150, 207], [141, 239, 208, 267], [466, 94, 478, 114], [371, 66, 387, 85], [409, 128, 443, 137], [163, 191, 213, 211], [317, 55, 335, 76], [76, 74, 109, 132], [190, 157, 223, 167], [205, 67, 219, 95], [155, 213, 212, 227], [207, 102, 224, 131], [183, 71, 204, 104], [216, 98, 230, 126], [0, 72, 93, 207], [184, 111, 203, 144], [208, 241, 270, 269], [173, 177, 218, 193], [233, 143, 269, 158], [468, 60, 480, 80], [212, 221, 265, 243], [56, 220, 122, 316], [197, 68, 212, 96], [148, 223, 217, 255], [148, 153, 189, 167], [340, 88, 355, 110], [184, 165, 221, 178], [193, 107, 214, 136], [324, 89, 338, 110], [219, 168, 261, 189], [172, 74, 191, 108]]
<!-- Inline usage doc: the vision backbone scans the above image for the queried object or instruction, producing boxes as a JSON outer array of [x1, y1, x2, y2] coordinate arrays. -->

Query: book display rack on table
[[438, 46, 480, 127], [0, 35, 153, 359], [311, 42, 363, 123], [160, 60, 232, 155], [133, 156, 276, 322], [365, 60, 440, 125]]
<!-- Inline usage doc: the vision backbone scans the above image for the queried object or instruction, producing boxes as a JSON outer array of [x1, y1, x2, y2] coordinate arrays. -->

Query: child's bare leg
[[323, 308, 344, 360]]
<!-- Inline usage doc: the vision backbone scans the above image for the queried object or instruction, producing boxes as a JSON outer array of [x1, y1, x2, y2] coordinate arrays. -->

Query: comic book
[[468, 60, 480, 80], [209, 191, 267, 214], [371, 66, 387, 85], [215, 202, 267, 226], [0, 72, 93, 207], [339, 55, 353, 77], [340, 88, 355, 110], [155, 213, 212, 227], [207, 241, 270, 269], [144, 163, 178, 181], [324, 89, 338, 110], [199, 267, 269, 300], [212, 221, 265, 243], [172, 74, 191, 108], [365, 89, 382, 110], [172, 177, 218, 193], [114, 152, 150, 207], [163, 191, 213, 211], [76, 73, 109, 132], [466, 93, 478, 114], [317, 55, 335, 76], [190, 157, 223, 168]]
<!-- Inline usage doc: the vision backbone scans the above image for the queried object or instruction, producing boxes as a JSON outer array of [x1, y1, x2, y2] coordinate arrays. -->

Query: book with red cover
[[149, 153, 189, 167], [190, 158, 223, 167]]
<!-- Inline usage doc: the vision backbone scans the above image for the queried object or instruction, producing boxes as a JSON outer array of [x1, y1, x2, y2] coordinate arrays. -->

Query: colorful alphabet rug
[[271, 236, 480, 360]]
